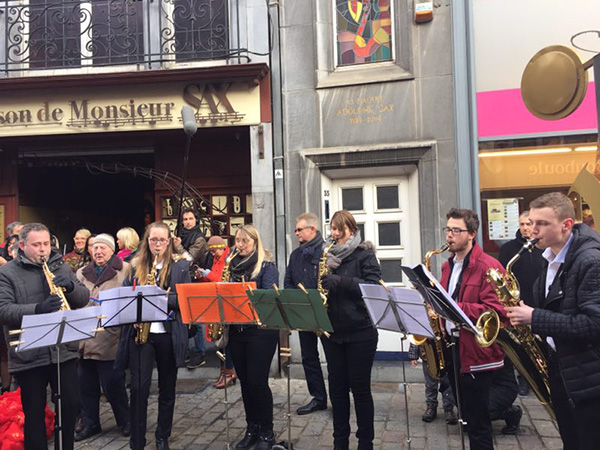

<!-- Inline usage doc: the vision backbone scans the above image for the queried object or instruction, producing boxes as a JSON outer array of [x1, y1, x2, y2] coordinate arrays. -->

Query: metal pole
[[175, 135, 192, 238], [400, 336, 411, 450], [593, 54, 600, 179]]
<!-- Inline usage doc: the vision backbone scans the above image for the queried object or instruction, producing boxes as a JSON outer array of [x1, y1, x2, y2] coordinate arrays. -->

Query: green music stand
[[246, 284, 333, 450]]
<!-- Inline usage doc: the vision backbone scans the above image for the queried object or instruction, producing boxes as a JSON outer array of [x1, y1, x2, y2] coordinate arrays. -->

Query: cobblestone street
[[72, 370, 560, 450]]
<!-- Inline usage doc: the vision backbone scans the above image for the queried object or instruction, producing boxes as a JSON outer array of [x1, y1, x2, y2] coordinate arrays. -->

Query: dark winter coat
[[0, 250, 89, 373], [115, 258, 191, 369], [441, 242, 507, 373], [531, 224, 600, 404], [498, 230, 544, 306], [284, 233, 324, 290], [326, 242, 380, 342]]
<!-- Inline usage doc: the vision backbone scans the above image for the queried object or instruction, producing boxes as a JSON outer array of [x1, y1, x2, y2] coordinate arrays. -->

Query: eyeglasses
[[443, 227, 469, 236], [149, 238, 169, 244], [294, 226, 311, 233]]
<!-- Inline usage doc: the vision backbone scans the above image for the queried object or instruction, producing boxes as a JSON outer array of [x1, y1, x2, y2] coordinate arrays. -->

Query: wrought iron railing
[[0, 0, 245, 74]]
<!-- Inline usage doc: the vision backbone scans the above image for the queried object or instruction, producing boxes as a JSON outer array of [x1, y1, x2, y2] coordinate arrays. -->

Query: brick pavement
[[72, 375, 560, 450]]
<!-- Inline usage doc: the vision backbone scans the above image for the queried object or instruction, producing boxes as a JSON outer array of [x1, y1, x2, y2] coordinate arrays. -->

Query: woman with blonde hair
[[320, 210, 381, 450], [116, 227, 140, 262], [227, 224, 279, 450], [115, 222, 190, 450]]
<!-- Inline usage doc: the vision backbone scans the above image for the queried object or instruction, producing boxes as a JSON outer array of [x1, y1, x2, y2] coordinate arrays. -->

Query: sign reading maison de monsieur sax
[[0, 82, 260, 137]]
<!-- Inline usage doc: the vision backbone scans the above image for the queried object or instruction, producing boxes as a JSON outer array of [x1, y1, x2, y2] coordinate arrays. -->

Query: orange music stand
[[176, 281, 258, 326]]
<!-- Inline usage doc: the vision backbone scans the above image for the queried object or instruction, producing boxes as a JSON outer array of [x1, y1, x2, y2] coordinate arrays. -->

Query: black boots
[[235, 423, 260, 450], [502, 405, 523, 435], [254, 431, 275, 450], [422, 404, 437, 422]]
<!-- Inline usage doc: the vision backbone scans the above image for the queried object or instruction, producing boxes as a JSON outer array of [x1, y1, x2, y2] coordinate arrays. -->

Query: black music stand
[[9, 307, 105, 450], [401, 264, 480, 450], [360, 282, 437, 450], [246, 284, 333, 450], [96, 285, 171, 449]]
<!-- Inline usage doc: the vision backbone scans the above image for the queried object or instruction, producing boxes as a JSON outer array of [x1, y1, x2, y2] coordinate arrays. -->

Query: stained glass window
[[336, 0, 393, 66]]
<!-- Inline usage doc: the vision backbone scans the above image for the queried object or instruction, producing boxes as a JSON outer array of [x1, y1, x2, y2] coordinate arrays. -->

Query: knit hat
[[93, 233, 115, 252], [207, 236, 227, 249]]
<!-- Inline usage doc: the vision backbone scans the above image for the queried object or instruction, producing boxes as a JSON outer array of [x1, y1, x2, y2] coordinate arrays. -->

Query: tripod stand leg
[[272, 343, 292, 450], [450, 336, 466, 450], [56, 345, 63, 450], [217, 351, 232, 450], [400, 336, 411, 450]]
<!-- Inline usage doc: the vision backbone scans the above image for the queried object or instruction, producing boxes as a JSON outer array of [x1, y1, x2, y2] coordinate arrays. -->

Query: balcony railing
[[0, 0, 245, 74]]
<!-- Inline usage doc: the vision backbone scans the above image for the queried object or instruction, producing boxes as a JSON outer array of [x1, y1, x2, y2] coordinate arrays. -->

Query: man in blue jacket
[[507, 192, 600, 450], [284, 213, 328, 415]]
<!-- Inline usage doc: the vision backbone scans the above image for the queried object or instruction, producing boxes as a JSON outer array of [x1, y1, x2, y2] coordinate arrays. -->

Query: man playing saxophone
[[440, 209, 508, 450], [0, 223, 89, 450], [506, 193, 600, 450]]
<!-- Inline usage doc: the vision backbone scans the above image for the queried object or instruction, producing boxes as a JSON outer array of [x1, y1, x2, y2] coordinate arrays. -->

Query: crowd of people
[[0, 192, 598, 450]]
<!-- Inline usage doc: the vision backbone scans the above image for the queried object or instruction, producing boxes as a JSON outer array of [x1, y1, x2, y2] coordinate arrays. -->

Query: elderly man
[[284, 213, 328, 415], [75, 233, 130, 441], [0, 223, 89, 450], [63, 228, 92, 271]]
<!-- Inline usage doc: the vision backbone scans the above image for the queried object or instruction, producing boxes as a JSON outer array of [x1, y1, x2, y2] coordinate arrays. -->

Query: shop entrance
[[18, 147, 155, 253]]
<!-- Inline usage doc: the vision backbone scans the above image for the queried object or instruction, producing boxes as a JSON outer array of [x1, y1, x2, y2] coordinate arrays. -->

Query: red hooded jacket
[[200, 246, 230, 282], [440, 242, 508, 374]]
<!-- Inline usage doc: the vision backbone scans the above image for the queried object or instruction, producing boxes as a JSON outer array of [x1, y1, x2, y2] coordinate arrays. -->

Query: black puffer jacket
[[326, 242, 381, 342], [531, 224, 600, 404], [0, 250, 89, 373]]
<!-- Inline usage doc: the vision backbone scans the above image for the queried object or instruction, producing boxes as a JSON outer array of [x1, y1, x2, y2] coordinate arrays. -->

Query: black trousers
[[129, 332, 178, 450], [78, 358, 129, 429], [488, 359, 518, 421], [16, 359, 79, 450], [298, 330, 327, 405], [321, 335, 378, 450], [548, 359, 600, 450], [228, 327, 278, 432], [447, 343, 494, 450]]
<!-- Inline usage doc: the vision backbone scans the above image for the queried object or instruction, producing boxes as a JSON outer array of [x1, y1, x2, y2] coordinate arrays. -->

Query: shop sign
[[487, 198, 519, 240], [0, 82, 260, 137]]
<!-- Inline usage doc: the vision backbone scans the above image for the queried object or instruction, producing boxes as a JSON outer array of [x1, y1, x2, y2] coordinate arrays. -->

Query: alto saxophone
[[135, 252, 158, 345], [485, 238, 555, 420], [40, 256, 71, 311], [207, 247, 240, 342], [317, 240, 336, 307], [408, 245, 448, 380]]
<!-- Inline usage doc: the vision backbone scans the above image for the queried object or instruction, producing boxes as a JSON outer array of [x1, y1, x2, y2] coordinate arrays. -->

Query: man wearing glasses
[[284, 213, 328, 415], [440, 208, 507, 450]]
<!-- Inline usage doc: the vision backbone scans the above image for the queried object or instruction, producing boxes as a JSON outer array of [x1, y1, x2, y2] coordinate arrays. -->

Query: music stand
[[401, 264, 481, 450], [246, 284, 334, 450], [176, 281, 258, 450], [9, 306, 105, 450], [96, 285, 171, 449], [360, 282, 436, 450]]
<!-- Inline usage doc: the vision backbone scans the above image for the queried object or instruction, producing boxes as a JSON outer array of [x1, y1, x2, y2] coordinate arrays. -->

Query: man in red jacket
[[440, 208, 508, 450]]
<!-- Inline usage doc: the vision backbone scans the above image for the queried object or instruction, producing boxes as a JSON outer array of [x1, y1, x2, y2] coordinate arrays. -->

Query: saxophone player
[[115, 222, 191, 450], [441, 209, 508, 450], [284, 213, 328, 415], [506, 193, 600, 450], [0, 223, 89, 450]]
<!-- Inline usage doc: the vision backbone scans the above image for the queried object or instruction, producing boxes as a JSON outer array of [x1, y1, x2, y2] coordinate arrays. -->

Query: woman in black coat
[[320, 210, 381, 450], [115, 221, 190, 450], [227, 224, 279, 450]]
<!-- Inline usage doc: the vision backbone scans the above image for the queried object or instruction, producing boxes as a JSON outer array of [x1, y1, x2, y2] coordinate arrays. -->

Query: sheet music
[[98, 285, 169, 327], [360, 284, 434, 337], [16, 306, 103, 352]]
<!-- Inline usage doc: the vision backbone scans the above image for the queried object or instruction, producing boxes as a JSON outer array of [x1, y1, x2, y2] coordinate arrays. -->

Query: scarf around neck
[[327, 230, 362, 270], [230, 250, 259, 282]]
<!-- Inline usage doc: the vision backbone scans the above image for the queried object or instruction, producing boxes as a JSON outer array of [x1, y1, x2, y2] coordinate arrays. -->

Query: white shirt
[[541, 233, 574, 350], [150, 261, 167, 334], [445, 258, 464, 335]]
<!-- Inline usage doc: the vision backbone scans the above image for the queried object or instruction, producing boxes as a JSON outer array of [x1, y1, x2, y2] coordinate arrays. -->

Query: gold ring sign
[[521, 45, 590, 120]]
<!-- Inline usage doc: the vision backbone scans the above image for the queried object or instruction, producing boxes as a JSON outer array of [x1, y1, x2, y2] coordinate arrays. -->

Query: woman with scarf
[[116, 227, 140, 262], [320, 210, 381, 450], [228, 224, 279, 450]]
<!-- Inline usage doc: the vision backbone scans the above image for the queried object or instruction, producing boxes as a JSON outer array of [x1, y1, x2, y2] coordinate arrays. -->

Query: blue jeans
[[188, 324, 205, 354]]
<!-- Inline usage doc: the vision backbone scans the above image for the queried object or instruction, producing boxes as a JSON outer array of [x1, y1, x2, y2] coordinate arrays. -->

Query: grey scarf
[[327, 231, 362, 270]]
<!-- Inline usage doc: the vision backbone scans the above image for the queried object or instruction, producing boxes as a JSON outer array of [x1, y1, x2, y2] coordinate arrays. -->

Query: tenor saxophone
[[207, 247, 240, 342], [408, 245, 449, 380], [485, 239, 555, 420], [317, 240, 336, 307], [135, 252, 158, 345], [40, 256, 71, 311]]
